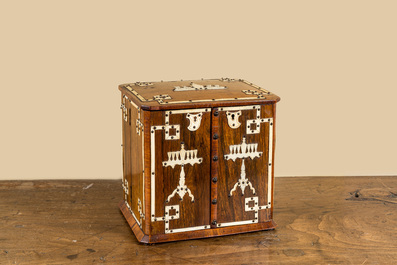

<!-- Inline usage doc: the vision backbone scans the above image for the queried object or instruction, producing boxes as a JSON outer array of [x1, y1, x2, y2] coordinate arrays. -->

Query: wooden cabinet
[[119, 79, 280, 243]]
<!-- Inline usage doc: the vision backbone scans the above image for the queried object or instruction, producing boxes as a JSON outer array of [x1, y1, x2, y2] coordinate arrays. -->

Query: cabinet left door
[[149, 108, 212, 235], [121, 95, 146, 231]]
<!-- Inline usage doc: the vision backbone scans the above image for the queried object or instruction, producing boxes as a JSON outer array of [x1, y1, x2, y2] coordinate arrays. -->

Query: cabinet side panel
[[121, 93, 146, 232], [121, 94, 132, 210]]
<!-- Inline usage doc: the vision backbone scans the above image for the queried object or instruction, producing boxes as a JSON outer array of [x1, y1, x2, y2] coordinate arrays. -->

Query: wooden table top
[[1, 176, 396, 264]]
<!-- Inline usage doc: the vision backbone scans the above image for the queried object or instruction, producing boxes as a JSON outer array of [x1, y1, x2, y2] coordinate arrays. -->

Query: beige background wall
[[0, 1, 396, 180]]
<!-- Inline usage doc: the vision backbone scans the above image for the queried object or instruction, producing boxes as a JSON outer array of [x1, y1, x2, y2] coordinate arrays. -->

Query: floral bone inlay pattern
[[162, 143, 203, 202], [224, 137, 262, 196]]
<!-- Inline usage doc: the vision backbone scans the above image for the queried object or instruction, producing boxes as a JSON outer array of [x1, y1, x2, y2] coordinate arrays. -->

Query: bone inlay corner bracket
[[224, 137, 262, 196], [162, 143, 203, 202]]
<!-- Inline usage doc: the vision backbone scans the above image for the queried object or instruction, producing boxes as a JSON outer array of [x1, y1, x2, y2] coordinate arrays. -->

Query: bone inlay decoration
[[186, 113, 202, 131], [138, 198, 144, 228], [121, 97, 128, 122], [224, 136, 262, 196], [162, 143, 203, 202], [242, 89, 269, 98], [174, 82, 226, 91], [226, 111, 242, 129], [164, 205, 180, 233], [244, 196, 269, 222], [122, 179, 129, 201]]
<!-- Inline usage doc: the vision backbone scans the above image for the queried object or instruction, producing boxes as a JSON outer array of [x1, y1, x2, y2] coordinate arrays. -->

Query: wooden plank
[[1, 177, 397, 264]]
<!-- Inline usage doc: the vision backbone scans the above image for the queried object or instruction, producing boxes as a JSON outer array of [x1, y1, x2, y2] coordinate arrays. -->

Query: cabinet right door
[[215, 104, 275, 227]]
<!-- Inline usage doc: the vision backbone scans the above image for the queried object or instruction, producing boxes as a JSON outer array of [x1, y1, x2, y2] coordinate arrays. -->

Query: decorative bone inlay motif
[[121, 97, 128, 122], [162, 110, 181, 140], [219, 77, 235, 82], [153, 94, 172, 104], [162, 143, 202, 202], [242, 89, 269, 98], [134, 81, 153, 86], [122, 179, 129, 201], [224, 137, 262, 196], [226, 111, 242, 129], [154, 204, 209, 234], [174, 82, 227, 91], [245, 196, 269, 221], [164, 205, 180, 233], [186, 113, 202, 131], [138, 198, 144, 227]]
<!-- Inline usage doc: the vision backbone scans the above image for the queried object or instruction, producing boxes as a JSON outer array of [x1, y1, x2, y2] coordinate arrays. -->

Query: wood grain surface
[[1, 176, 397, 264]]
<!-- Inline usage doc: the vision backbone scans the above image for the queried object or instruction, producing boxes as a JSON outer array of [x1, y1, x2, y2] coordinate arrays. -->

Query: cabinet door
[[149, 108, 211, 235], [213, 104, 274, 227]]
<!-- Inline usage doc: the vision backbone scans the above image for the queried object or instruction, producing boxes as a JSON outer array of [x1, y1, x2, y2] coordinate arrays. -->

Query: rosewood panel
[[215, 104, 274, 227], [149, 108, 211, 235]]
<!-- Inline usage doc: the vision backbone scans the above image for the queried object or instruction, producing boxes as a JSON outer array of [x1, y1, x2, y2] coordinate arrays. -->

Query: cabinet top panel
[[119, 78, 280, 110]]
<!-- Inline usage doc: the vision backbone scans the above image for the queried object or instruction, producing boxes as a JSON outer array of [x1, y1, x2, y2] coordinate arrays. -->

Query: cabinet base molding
[[119, 200, 277, 244]]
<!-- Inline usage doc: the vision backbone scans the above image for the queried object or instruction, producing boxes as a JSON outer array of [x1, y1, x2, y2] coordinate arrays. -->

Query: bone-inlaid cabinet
[[119, 78, 280, 243]]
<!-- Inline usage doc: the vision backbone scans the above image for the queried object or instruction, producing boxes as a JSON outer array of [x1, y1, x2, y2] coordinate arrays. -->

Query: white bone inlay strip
[[168, 108, 210, 114], [167, 225, 209, 234], [163, 97, 261, 105], [217, 220, 255, 227], [150, 126, 157, 221], [268, 121, 273, 205], [219, 105, 261, 112]]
